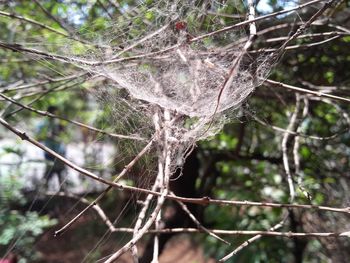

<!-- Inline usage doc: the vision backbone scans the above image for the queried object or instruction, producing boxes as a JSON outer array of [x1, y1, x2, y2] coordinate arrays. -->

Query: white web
[[53, 1, 271, 261], [0, 0, 274, 262], [73, 2, 270, 262]]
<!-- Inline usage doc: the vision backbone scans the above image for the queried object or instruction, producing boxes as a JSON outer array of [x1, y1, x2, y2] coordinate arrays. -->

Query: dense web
[[54, 1, 272, 261], [2, 0, 350, 262], [0, 0, 275, 262], [61, 0, 272, 146]]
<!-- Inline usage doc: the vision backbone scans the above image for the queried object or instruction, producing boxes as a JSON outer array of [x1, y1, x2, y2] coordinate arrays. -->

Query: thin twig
[[54, 137, 155, 237], [104, 110, 173, 263], [175, 196, 230, 245], [265, 31, 347, 42], [252, 35, 341, 53], [190, 0, 326, 42], [0, 10, 97, 47], [46, 192, 116, 232], [1, 119, 350, 216], [264, 79, 350, 103], [293, 97, 312, 200], [275, 0, 337, 56], [219, 217, 287, 262], [0, 92, 145, 141], [112, 227, 350, 237], [32, 0, 71, 33], [0, 73, 86, 93], [282, 94, 301, 202], [251, 114, 346, 140]]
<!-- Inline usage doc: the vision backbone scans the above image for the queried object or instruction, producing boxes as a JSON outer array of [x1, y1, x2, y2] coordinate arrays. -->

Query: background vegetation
[[1, 0, 350, 262]]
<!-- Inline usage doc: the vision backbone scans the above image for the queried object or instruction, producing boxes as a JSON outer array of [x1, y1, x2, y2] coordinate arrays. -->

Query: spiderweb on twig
[[55, 1, 271, 261], [0, 0, 274, 261]]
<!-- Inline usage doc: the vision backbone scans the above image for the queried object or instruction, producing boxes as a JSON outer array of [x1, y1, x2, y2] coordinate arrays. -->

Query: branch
[[219, 218, 286, 262], [4, 80, 85, 117], [293, 97, 312, 200], [0, 92, 145, 141], [190, 0, 326, 42], [175, 194, 230, 245], [252, 35, 341, 53], [54, 137, 155, 237], [282, 94, 301, 202], [251, 113, 346, 140], [32, 0, 71, 33], [112, 227, 350, 238], [263, 79, 350, 104], [276, 0, 337, 56], [265, 31, 348, 43], [0, 73, 86, 93], [0, 10, 69, 38], [1, 119, 350, 218], [0, 10, 104, 47], [45, 191, 116, 232], [104, 110, 174, 263]]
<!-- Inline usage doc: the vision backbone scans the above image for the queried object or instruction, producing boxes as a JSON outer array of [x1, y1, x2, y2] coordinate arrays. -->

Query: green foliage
[[0, 153, 57, 261]]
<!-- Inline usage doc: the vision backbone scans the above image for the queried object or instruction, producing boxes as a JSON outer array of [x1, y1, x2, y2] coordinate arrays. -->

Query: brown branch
[[1, 120, 350, 217], [175, 194, 230, 245], [219, 216, 287, 262], [0, 92, 146, 141], [46, 192, 116, 232], [264, 79, 350, 103], [190, 0, 326, 42], [205, 11, 243, 19], [0, 10, 69, 38], [112, 227, 350, 238], [32, 0, 71, 33], [0, 41, 95, 65], [0, 73, 86, 93], [0, 10, 104, 47], [251, 114, 346, 141], [54, 137, 155, 237], [276, 0, 337, 55], [252, 35, 341, 53], [96, 0, 113, 19]]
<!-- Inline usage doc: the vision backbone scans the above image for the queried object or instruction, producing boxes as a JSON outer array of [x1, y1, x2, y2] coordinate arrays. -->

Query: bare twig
[[1, 120, 350, 216], [276, 0, 337, 56], [282, 94, 301, 202], [293, 97, 312, 200], [265, 31, 348, 42], [264, 79, 350, 103], [112, 227, 350, 237], [175, 196, 230, 245], [54, 137, 155, 237], [219, 217, 287, 262], [45, 192, 116, 232], [0, 73, 86, 93], [251, 114, 346, 140], [0, 10, 98, 47], [104, 110, 173, 263], [0, 92, 145, 141], [32, 0, 71, 33], [252, 35, 341, 53], [190, 0, 326, 42], [0, 10, 69, 38]]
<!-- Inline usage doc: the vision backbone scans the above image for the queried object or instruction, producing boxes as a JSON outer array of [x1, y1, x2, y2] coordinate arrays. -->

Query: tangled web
[[30, 0, 273, 261], [61, 0, 272, 146]]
